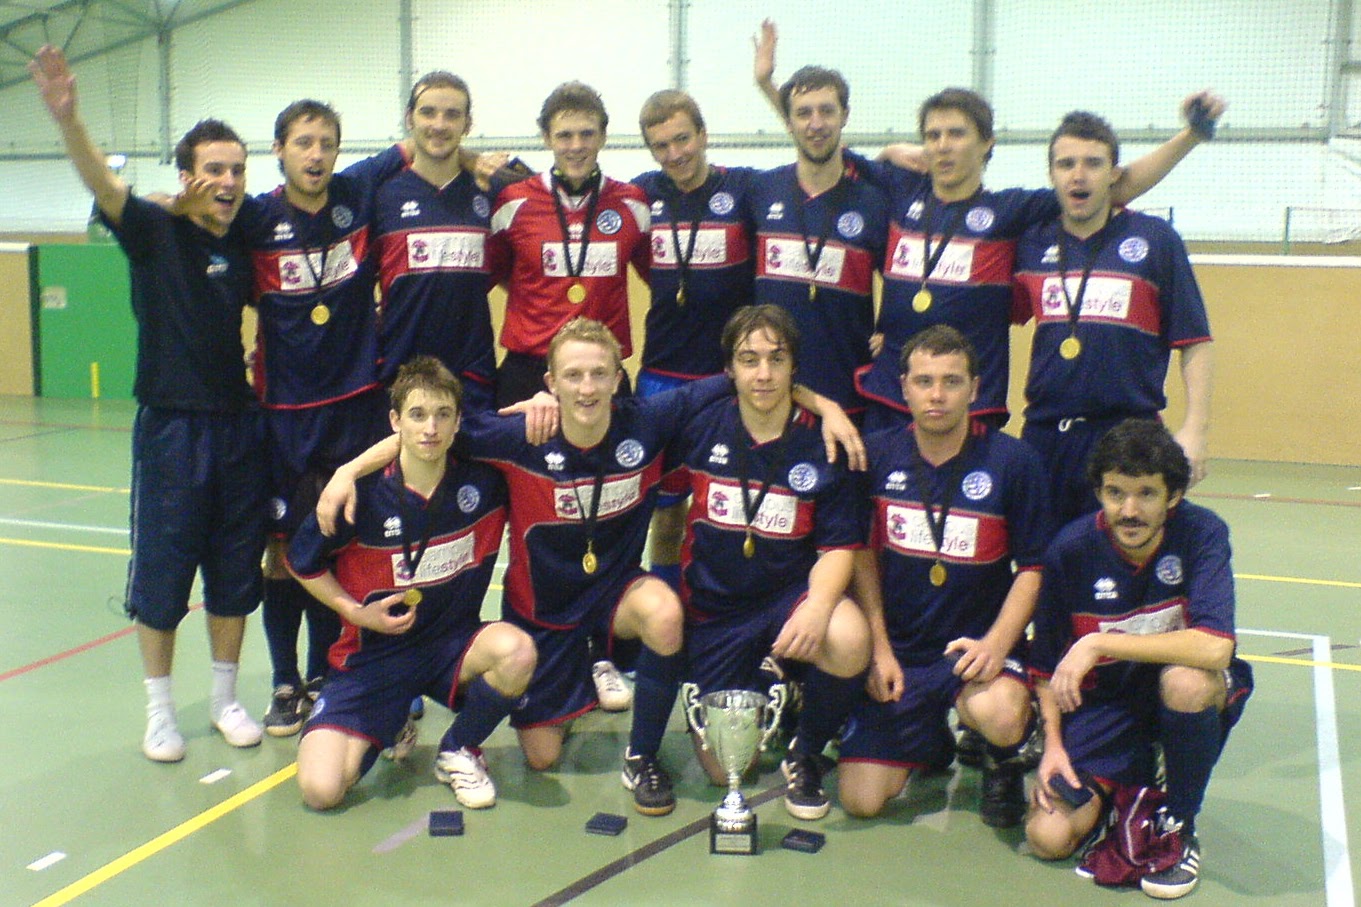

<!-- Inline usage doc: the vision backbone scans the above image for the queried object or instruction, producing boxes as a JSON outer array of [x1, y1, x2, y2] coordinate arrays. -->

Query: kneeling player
[[289, 358, 535, 811], [839, 326, 1052, 826], [1026, 419, 1252, 900]]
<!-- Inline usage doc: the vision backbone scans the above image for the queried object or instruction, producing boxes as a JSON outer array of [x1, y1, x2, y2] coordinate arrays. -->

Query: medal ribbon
[[796, 174, 850, 289], [918, 190, 977, 287], [906, 431, 971, 566], [287, 203, 336, 292], [569, 443, 608, 566], [734, 408, 795, 547], [393, 459, 448, 582], [1055, 216, 1117, 339], [666, 170, 712, 303], [551, 169, 603, 282]]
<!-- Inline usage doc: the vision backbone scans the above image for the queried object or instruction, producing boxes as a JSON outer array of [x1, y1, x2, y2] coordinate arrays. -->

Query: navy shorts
[[839, 652, 1028, 769], [684, 583, 810, 694], [301, 622, 488, 775], [504, 568, 649, 728], [1022, 415, 1152, 528], [264, 388, 390, 536], [125, 406, 266, 631], [1063, 657, 1254, 787]]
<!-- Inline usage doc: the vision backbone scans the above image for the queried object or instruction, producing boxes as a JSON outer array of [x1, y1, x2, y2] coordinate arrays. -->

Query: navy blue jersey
[[750, 161, 889, 409], [857, 163, 1057, 420], [373, 167, 496, 397], [633, 165, 757, 378], [1013, 209, 1211, 423], [461, 376, 731, 628], [241, 145, 408, 409], [675, 400, 863, 617], [865, 422, 1052, 664], [287, 455, 506, 670], [1030, 501, 1237, 702], [103, 195, 254, 411]]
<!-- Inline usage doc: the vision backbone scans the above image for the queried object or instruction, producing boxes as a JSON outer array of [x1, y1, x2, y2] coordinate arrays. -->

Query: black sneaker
[[263, 684, 306, 737], [781, 751, 831, 820], [955, 726, 986, 768], [979, 758, 1026, 828], [621, 748, 675, 816], [1141, 819, 1200, 900]]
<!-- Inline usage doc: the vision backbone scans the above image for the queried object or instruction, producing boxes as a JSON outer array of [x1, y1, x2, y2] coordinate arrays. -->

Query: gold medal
[[567, 282, 587, 304], [929, 562, 947, 586], [808, 283, 817, 302], [310, 304, 331, 326], [912, 288, 933, 313], [403, 588, 423, 607], [675, 284, 686, 307], [1059, 336, 1082, 360], [582, 545, 598, 575], [743, 531, 755, 558]]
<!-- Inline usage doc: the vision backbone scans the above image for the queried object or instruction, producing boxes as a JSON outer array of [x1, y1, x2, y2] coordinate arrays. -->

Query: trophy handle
[[757, 683, 788, 752], [681, 682, 710, 751]]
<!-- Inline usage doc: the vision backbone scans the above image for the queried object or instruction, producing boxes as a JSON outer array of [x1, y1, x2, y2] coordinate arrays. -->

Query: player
[[1013, 112, 1214, 527], [674, 305, 870, 821], [839, 326, 1051, 827], [288, 358, 533, 811], [1026, 419, 1252, 900], [489, 82, 651, 406], [30, 45, 265, 761], [373, 71, 498, 414]]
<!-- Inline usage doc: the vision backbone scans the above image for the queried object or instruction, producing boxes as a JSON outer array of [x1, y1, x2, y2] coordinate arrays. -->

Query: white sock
[[209, 661, 238, 722], [144, 675, 175, 722]]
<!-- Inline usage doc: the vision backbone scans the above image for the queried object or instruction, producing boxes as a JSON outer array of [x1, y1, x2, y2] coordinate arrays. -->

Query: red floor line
[[0, 603, 202, 683]]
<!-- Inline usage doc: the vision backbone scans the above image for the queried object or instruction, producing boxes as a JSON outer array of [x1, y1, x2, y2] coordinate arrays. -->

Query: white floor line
[[1241, 628, 1354, 907], [0, 516, 127, 535]]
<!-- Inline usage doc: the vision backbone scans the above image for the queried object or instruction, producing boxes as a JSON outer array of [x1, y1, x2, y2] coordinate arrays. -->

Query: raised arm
[[753, 18, 786, 122], [1111, 90, 1225, 206], [29, 45, 129, 224]]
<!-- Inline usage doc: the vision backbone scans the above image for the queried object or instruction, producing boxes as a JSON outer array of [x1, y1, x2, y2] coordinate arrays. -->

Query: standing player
[[242, 100, 409, 736], [288, 358, 534, 811], [1013, 112, 1213, 527], [1026, 419, 1252, 900], [373, 71, 498, 414], [30, 46, 265, 761], [489, 82, 651, 406], [675, 305, 869, 821], [839, 326, 1051, 826]]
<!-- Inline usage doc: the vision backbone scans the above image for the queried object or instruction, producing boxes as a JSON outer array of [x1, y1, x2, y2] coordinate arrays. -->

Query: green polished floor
[[1, 395, 1357, 906]]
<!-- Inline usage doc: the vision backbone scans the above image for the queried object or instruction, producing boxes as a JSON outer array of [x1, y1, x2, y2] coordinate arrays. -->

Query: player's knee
[[634, 587, 683, 654], [483, 625, 537, 694], [297, 768, 347, 811], [838, 781, 888, 819], [823, 601, 871, 676], [1025, 809, 1080, 861], [974, 699, 1031, 749], [1159, 664, 1220, 712], [519, 731, 563, 772]]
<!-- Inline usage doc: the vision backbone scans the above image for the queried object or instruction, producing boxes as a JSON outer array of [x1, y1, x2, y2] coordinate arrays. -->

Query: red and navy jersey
[[675, 400, 864, 619], [240, 145, 409, 409], [865, 422, 1052, 665], [857, 164, 1057, 420], [286, 455, 507, 671], [488, 173, 651, 358], [1013, 209, 1211, 423], [372, 167, 496, 401], [750, 161, 889, 409], [1030, 501, 1236, 702], [460, 376, 730, 628], [632, 166, 757, 378]]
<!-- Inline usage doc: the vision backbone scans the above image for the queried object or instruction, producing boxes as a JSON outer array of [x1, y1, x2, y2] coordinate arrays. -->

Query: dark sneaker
[[980, 758, 1026, 828], [1141, 819, 1200, 900], [621, 748, 675, 816], [263, 684, 306, 738], [781, 751, 831, 820], [955, 726, 986, 768]]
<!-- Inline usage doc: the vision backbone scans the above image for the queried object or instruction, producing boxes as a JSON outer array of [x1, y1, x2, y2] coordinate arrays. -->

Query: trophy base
[[709, 811, 758, 855]]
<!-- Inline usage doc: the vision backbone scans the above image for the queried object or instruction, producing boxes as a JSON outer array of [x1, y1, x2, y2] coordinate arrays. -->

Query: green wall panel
[[35, 243, 137, 400]]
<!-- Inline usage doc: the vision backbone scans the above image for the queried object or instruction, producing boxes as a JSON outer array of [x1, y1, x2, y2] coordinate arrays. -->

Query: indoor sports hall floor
[[2, 394, 1357, 907]]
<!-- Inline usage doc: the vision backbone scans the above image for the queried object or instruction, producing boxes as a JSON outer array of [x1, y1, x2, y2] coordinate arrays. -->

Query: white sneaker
[[592, 660, 633, 712], [434, 747, 496, 809], [143, 711, 186, 763], [382, 718, 419, 762], [213, 702, 263, 748]]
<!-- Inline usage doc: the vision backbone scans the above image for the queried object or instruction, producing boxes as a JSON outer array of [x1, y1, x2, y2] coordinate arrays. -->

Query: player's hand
[[472, 151, 511, 191], [867, 643, 904, 703], [316, 468, 360, 536], [818, 400, 867, 472], [1049, 636, 1099, 713], [944, 635, 1006, 684], [868, 332, 885, 358], [772, 598, 832, 663], [753, 18, 778, 86], [29, 45, 78, 123], [500, 391, 560, 444], [1034, 747, 1081, 813], [1181, 89, 1227, 128], [350, 591, 417, 635], [1174, 424, 1208, 487], [876, 143, 928, 174], [168, 177, 220, 219]]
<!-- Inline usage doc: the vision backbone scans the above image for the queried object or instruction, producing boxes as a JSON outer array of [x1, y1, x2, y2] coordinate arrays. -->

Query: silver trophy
[[682, 682, 787, 855]]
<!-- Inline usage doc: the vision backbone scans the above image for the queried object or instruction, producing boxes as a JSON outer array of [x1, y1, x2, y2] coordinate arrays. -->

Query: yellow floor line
[[31, 763, 298, 907], [0, 537, 130, 555], [1242, 653, 1361, 672], [0, 478, 128, 494], [1235, 572, 1361, 590]]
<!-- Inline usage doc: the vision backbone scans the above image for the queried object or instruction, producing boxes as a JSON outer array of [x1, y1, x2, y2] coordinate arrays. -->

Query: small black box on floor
[[585, 812, 628, 836], [429, 810, 464, 836], [781, 829, 825, 853]]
